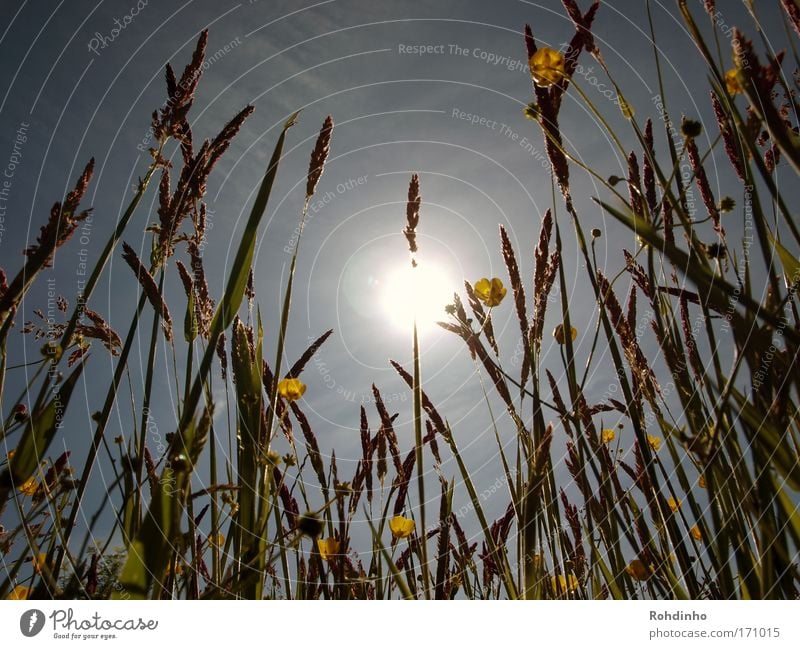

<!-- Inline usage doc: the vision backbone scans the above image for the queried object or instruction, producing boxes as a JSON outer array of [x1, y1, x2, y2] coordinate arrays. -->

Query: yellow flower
[[601, 428, 616, 444], [18, 477, 39, 497], [667, 497, 681, 513], [523, 102, 539, 121], [625, 559, 650, 581], [553, 324, 578, 345], [690, 525, 702, 541], [698, 475, 707, 489], [550, 574, 579, 594], [530, 47, 566, 87], [41, 342, 62, 359], [209, 533, 224, 548], [647, 435, 662, 452], [6, 585, 30, 600], [317, 537, 340, 561], [277, 377, 306, 401], [473, 277, 507, 307], [166, 561, 183, 576], [32, 553, 47, 574], [724, 68, 743, 95], [389, 515, 415, 540]]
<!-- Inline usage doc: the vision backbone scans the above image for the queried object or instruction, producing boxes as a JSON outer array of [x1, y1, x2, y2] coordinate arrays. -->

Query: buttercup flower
[[625, 559, 650, 581], [317, 537, 340, 561], [32, 553, 47, 574], [601, 428, 616, 444], [724, 68, 743, 95], [647, 435, 662, 452], [530, 47, 566, 87], [389, 515, 415, 540], [277, 377, 306, 401], [690, 526, 702, 541], [41, 342, 62, 359], [553, 324, 578, 345], [18, 477, 39, 497], [6, 585, 30, 600], [166, 562, 183, 577], [550, 574, 580, 593], [473, 277, 507, 307]]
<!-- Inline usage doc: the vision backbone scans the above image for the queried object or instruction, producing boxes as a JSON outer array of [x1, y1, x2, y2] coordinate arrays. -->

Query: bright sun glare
[[380, 262, 454, 334]]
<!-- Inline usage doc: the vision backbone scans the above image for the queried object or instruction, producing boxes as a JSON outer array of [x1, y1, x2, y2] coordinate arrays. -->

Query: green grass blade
[[0, 360, 86, 500]]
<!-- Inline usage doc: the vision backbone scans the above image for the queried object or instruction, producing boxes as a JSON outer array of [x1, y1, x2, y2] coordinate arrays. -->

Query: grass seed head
[[306, 115, 334, 198]]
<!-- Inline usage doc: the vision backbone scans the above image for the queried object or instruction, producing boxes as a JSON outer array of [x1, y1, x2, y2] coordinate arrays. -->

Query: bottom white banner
[[0, 600, 796, 648]]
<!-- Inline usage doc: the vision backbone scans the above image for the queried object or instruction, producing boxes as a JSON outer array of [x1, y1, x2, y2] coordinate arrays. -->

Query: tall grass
[[1, 0, 798, 599]]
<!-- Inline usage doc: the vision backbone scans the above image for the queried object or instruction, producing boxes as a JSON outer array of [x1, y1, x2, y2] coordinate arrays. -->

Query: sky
[[0, 0, 794, 562]]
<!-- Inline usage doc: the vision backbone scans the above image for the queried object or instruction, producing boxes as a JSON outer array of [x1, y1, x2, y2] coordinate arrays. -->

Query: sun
[[380, 261, 454, 334]]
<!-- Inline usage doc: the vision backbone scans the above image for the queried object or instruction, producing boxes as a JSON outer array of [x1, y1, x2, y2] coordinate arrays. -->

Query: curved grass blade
[[0, 361, 86, 505]]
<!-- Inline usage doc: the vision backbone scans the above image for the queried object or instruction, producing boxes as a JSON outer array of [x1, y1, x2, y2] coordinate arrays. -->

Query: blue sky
[[0, 0, 794, 561]]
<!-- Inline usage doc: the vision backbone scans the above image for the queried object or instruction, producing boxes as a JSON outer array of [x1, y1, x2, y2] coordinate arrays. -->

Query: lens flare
[[380, 262, 453, 334]]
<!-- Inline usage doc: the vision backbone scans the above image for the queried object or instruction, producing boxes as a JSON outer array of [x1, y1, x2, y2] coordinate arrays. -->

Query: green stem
[[51, 291, 148, 583], [411, 319, 431, 599]]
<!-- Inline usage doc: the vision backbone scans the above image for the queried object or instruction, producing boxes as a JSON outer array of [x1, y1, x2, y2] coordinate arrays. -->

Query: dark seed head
[[13, 404, 28, 422], [681, 118, 702, 138], [719, 196, 735, 213], [704, 242, 727, 260], [297, 512, 324, 538], [170, 453, 191, 472]]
